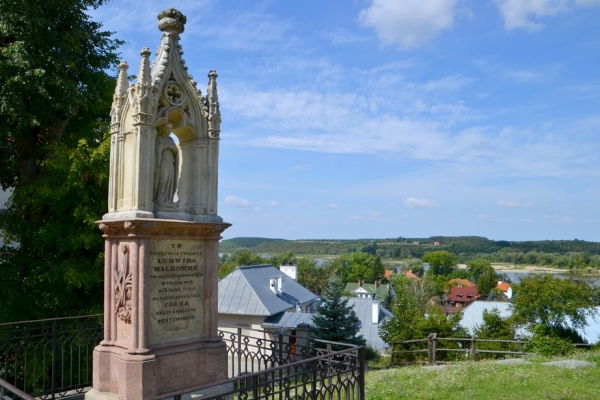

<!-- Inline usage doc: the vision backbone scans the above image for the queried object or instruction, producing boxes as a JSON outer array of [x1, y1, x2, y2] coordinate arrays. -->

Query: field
[[365, 350, 600, 399]]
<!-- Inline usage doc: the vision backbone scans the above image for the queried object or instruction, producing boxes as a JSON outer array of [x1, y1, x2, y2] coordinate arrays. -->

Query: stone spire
[[110, 61, 129, 129], [207, 70, 221, 139]]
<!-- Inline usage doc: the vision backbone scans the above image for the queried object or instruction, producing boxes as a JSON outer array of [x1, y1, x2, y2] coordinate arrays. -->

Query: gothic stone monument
[[86, 8, 230, 400]]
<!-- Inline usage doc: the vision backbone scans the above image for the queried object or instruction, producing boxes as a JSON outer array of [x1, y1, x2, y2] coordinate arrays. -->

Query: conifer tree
[[311, 274, 365, 346]]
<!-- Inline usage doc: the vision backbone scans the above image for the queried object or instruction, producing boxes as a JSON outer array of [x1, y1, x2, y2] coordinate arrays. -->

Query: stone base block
[[89, 341, 228, 400]]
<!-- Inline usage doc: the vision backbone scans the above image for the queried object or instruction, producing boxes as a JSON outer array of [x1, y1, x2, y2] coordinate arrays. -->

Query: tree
[[466, 258, 493, 282], [330, 252, 384, 283], [0, 0, 122, 322], [311, 274, 365, 346], [401, 259, 424, 277], [476, 268, 498, 297], [422, 251, 457, 276], [297, 258, 332, 295], [510, 275, 597, 336]]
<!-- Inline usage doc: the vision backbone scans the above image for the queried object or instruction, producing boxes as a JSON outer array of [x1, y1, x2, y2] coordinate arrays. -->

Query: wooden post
[[427, 333, 437, 365], [470, 335, 476, 361]]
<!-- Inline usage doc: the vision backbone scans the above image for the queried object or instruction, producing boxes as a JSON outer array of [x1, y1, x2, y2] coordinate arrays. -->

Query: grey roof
[[346, 297, 392, 350], [218, 265, 318, 316], [261, 312, 314, 329]]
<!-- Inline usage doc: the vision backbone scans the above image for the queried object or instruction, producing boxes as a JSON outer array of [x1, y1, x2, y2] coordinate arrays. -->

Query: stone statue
[[153, 122, 178, 211]]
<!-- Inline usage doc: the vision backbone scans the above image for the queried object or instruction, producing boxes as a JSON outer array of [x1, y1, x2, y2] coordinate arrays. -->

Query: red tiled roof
[[384, 269, 393, 278], [402, 270, 420, 281], [448, 278, 476, 287], [447, 286, 479, 302], [496, 281, 511, 292]]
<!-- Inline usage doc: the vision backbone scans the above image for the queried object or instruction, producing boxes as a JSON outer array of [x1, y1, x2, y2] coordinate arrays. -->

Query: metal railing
[[0, 315, 103, 399], [0, 317, 365, 400]]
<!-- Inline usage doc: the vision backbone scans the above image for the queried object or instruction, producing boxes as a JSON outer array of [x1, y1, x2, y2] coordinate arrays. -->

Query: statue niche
[[153, 122, 178, 211], [104, 7, 222, 222]]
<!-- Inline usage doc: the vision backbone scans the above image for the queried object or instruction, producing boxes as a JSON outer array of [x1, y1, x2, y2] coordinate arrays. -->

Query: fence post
[[427, 335, 432, 365], [51, 319, 57, 400], [358, 346, 365, 400], [251, 374, 260, 399], [470, 335, 476, 361], [311, 359, 318, 400]]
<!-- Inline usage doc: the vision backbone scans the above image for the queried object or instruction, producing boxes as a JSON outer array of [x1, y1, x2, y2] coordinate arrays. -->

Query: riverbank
[[457, 263, 600, 276]]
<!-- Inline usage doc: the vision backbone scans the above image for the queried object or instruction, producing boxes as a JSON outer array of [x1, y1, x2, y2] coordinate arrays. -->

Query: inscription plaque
[[148, 239, 204, 344]]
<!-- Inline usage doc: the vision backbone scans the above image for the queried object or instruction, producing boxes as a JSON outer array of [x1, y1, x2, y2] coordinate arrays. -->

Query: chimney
[[375, 280, 380, 289], [280, 265, 298, 281], [372, 301, 380, 324], [269, 277, 277, 294], [277, 276, 285, 294], [358, 279, 363, 288]]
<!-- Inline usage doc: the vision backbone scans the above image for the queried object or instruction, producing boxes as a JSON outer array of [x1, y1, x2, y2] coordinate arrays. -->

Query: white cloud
[[497, 199, 535, 208], [495, 0, 600, 31], [326, 29, 370, 45], [225, 195, 260, 210], [359, 0, 459, 48], [404, 197, 440, 209], [329, 203, 340, 208], [423, 75, 473, 92], [269, 201, 283, 207]]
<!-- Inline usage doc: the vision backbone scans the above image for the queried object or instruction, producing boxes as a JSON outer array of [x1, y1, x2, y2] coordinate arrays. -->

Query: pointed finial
[[138, 47, 151, 85], [158, 8, 187, 34]]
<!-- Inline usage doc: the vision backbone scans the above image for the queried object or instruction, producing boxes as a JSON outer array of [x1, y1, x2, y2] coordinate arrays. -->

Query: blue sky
[[87, 0, 600, 241]]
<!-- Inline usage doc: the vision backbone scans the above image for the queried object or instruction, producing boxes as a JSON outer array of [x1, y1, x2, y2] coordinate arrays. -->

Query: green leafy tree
[[218, 249, 266, 279], [311, 274, 365, 346], [422, 251, 457, 276], [330, 252, 384, 284], [466, 258, 493, 282], [476, 268, 498, 297], [473, 308, 515, 359], [510, 275, 597, 337], [401, 259, 424, 277], [297, 258, 333, 295], [0, 0, 122, 322]]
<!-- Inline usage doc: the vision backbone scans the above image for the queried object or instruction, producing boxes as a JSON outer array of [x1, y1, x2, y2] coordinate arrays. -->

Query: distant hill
[[219, 236, 600, 262]]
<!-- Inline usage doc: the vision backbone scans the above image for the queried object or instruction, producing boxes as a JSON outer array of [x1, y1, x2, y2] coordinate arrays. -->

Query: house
[[459, 301, 513, 334], [346, 298, 392, 350], [402, 269, 420, 281], [344, 280, 392, 300], [448, 278, 476, 287], [218, 264, 317, 334], [496, 281, 513, 299], [383, 269, 394, 279], [447, 285, 480, 308]]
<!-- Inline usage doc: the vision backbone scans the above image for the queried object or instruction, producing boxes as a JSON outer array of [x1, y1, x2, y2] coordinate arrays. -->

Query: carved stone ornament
[[115, 244, 133, 324], [104, 8, 224, 223]]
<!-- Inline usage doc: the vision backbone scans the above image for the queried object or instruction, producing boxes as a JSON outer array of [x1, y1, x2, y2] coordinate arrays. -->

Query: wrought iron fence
[[160, 343, 364, 400], [0, 315, 103, 399], [0, 317, 365, 400]]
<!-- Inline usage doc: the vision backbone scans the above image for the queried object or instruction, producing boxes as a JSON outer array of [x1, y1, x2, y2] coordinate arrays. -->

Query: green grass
[[365, 350, 600, 399]]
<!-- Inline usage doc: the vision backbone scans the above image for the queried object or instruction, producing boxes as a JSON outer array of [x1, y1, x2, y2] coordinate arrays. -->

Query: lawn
[[365, 350, 600, 399]]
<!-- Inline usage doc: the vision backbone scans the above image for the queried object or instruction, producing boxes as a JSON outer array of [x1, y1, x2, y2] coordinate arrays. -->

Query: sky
[[84, 0, 600, 241]]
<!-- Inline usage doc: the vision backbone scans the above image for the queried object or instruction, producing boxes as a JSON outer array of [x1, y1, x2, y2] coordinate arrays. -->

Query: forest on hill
[[219, 236, 600, 269]]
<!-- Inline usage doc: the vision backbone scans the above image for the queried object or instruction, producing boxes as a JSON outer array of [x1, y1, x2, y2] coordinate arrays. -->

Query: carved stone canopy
[[104, 8, 222, 222]]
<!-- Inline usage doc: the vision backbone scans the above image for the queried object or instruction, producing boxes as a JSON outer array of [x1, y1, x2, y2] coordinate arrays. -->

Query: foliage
[[466, 258, 493, 281], [0, 0, 122, 322], [219, 236, 600, 271], [310, 274, 365, 346], [379, 275, 465, 345], [476, 268, 498, 297], [329, 252, 385, 283], [296, 258, 332, 295], [510, 275, 597, 334], [525, 325, 576, 357], [473, 308, 515, 359], [400, 259, 424, 277], [0, 136, 111, 322], [422, 251, 457, 276]]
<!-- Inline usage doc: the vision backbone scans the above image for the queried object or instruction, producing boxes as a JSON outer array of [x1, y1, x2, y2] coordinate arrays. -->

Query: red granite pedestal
[[85, 219, 230, 400]]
